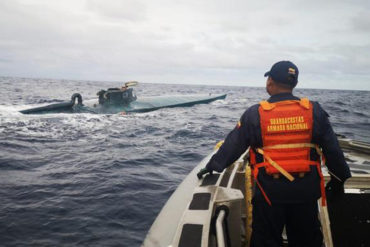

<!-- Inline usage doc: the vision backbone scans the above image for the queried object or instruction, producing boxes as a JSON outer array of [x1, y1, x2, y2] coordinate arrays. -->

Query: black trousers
[[250, 200, 323, 247]]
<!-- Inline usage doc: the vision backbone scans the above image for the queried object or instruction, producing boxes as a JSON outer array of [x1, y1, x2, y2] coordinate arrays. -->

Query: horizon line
[[0, 75, 368, 92]]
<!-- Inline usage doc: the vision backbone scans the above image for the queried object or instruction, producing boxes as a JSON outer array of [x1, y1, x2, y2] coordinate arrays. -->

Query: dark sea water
[[0, 77, 369, 246]]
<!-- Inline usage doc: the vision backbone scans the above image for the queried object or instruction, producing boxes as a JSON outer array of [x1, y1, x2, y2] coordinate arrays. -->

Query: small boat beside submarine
[[142, 138, 370, 247], [20, 81, 227, 115]]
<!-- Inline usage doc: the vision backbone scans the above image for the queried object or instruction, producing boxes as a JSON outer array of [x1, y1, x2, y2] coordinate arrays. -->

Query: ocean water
[[0, 77, 369, 246]]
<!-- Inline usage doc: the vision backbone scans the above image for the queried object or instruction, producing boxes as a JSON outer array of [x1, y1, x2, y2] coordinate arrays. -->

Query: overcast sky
[[0, 0, 369, 90]]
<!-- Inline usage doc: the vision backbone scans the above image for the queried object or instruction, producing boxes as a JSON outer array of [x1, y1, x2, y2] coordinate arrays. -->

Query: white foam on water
[[123, 109, 167, 119], [207, 100, 228, 107], [0, 103, 168, 141], [0, 104, 30, 115], [0, 104, 122, 140]]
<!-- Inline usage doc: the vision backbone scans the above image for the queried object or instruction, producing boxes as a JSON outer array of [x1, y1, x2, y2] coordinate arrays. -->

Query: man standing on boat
[[202, 61, 351, 247]]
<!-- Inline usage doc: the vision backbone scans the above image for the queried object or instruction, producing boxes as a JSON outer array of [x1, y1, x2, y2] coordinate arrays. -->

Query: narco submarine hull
[[20, 82, 227, 115]]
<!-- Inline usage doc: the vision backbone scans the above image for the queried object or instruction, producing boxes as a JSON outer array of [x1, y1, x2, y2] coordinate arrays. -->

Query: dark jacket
[[206, 92, 352, 203]]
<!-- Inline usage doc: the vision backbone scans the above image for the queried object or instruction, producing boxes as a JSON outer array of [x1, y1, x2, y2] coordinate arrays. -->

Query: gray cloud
[[351, 10, 370, 32], [86, 0, 146, 22], [0, 0, 369, 90]]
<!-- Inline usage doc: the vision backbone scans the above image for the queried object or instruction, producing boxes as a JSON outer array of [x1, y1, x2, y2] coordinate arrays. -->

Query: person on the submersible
[[201, 61, 351, 246]]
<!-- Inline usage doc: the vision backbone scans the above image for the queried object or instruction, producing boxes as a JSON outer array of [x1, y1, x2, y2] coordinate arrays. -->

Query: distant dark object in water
[[20, 81, 227, 115]]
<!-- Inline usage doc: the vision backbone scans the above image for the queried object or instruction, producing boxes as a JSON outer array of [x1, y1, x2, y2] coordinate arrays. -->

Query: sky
[[0, 0, 369, 90]]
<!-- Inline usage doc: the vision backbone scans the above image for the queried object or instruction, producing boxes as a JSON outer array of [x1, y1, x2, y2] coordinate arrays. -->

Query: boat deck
[[143, 138, 370, 247]]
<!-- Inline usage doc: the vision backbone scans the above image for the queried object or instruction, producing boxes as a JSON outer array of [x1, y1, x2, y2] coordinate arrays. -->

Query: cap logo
[[288, 68, 296, 75]]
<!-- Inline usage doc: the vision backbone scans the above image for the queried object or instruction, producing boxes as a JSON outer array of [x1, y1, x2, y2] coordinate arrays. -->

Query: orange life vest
[[249, 98, 326, 205]]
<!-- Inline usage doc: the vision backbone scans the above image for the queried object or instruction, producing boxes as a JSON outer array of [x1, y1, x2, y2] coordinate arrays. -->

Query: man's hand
[[325, 178, 345, 202], [197, 167, 213, 179]]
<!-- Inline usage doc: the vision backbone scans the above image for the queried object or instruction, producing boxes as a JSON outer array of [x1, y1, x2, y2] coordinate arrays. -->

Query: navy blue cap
[[264, 61, 299, 87]]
